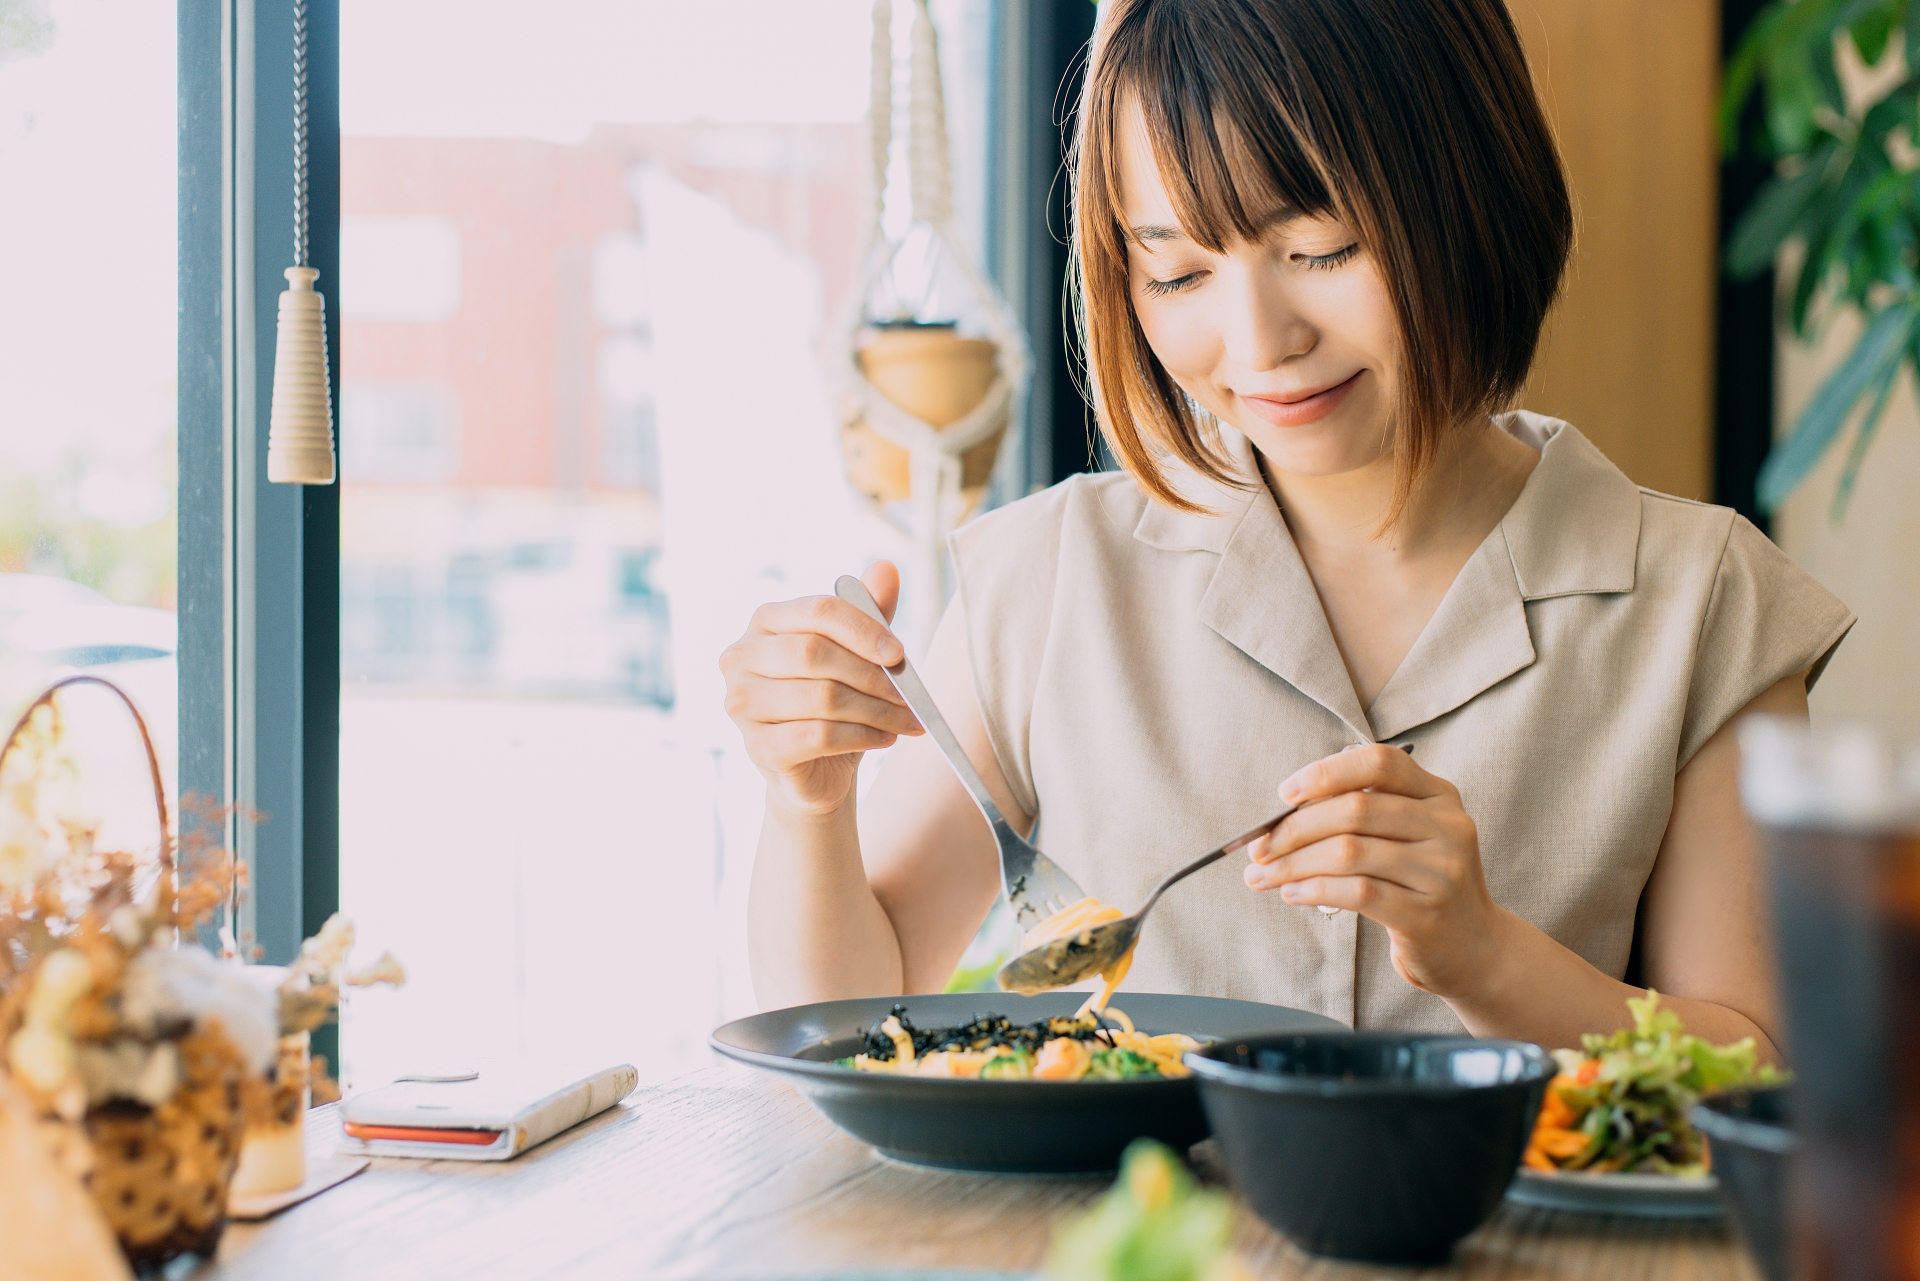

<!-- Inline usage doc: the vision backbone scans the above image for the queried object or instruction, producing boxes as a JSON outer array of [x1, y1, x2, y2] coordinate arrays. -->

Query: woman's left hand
[[1243, 743, 1511, 998]]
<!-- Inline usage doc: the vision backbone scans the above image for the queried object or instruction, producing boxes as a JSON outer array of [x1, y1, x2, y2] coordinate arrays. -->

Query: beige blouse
[[949, 412, 1854, 1033]]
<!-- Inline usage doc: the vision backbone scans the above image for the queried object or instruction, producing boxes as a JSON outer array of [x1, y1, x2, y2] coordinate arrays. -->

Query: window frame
[[178, 0, 340, 993]]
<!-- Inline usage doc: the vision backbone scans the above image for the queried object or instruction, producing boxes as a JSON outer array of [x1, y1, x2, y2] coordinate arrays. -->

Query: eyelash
[[1301, 242, 1360, 271], [1142, 273, 1203, 298], [1141, 242, 1360, 296]]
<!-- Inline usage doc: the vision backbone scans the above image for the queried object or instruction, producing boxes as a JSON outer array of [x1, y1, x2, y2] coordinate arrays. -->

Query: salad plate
[[1509, 994, 1773, 1220], [1506, 1167, 1722, 1218]]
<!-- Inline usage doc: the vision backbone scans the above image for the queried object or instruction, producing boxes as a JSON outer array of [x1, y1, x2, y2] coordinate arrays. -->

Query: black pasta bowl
[[710, 992, 1341, 1173], [1185, 1032, 1552, 1264]]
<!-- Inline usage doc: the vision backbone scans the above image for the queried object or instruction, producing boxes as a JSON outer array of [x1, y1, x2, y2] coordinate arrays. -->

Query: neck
[[1259, 416, 1534, 561]]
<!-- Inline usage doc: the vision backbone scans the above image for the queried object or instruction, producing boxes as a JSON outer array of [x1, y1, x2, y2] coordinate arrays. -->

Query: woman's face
[[1116, 105, 1402, 478]]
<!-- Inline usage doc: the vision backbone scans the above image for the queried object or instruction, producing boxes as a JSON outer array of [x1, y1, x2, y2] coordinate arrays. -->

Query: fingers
[[1279, 742, 1442, 806], [1256, 873, 1390, 914], [753, 718, 899, 773], [749, 630, 910, 711], [738, 673, 921, 738], [750, 594, 904, 669], [1244, 833, 1425, 894], [1251, 789, 1430, 863]]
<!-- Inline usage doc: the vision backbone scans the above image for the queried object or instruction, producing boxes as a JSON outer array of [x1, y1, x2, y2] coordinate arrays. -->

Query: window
[[0, 0, 179, 855], [335, 0, 995, 1087]]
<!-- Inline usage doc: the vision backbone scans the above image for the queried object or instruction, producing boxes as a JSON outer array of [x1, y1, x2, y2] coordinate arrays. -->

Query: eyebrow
[[1127, 205, 1304, 247]]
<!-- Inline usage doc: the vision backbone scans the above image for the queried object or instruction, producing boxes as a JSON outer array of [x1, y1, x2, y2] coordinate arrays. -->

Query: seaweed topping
[[856, 1004, 1116, 1063]]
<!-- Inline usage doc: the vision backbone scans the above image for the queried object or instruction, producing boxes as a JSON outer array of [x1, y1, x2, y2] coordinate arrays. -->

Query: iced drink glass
[[1744, 718, 1920, 1281]]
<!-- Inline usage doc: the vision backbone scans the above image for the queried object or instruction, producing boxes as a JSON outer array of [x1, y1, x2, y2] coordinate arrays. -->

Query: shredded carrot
[[1537, 1078, 1579, 1129]]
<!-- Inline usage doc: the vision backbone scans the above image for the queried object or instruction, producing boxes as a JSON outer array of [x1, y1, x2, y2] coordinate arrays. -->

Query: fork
[[834, 576, 1087, 928]]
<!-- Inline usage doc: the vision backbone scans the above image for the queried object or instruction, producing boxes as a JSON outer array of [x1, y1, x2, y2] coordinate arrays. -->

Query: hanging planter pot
[[845, 322, 1004, 509]]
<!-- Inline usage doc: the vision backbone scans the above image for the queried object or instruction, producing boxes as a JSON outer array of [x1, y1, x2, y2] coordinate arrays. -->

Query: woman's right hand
[[719, 560, 924, 817]]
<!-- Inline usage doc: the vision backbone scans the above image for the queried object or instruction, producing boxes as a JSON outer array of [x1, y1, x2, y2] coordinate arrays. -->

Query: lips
[[1239, 370, 1363, 428]]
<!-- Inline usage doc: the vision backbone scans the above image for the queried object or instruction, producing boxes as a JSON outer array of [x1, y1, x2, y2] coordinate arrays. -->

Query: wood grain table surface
[[198, 1062, 1759, 1281]]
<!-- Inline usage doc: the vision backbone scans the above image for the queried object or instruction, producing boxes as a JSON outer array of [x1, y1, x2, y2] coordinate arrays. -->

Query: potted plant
[[1723, 0, 1920, 518]]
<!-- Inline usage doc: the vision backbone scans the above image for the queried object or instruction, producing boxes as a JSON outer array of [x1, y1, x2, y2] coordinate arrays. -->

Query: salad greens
[[1046, 1140, 1248, 1281], [1525, 991, 1786, 1176]]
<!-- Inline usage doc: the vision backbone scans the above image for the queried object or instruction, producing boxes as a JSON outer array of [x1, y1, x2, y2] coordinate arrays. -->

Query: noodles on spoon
[[1016, 896, 1137, 1017]]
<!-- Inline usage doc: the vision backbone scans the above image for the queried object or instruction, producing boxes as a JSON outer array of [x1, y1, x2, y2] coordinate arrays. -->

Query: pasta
[[839, 1006, 1201, 1081], [1014, 896, 1137, 1015]]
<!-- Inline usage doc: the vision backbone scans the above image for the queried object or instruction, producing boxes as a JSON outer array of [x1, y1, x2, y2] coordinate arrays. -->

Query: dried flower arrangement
[[0, 676, 401, 1267]]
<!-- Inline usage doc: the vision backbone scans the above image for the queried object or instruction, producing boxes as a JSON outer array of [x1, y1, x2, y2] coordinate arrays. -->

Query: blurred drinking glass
[[1743, 717, 1920, 1281]]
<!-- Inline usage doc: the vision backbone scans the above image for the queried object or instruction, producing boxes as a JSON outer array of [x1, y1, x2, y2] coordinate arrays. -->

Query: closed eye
[[1296, 243, 1359, 271], [1142, 271, 1206, 298]]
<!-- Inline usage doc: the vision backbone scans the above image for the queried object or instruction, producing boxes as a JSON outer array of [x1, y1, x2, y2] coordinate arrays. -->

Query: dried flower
[[294, 914, 355, 980], [8, 1024, 74, 1094], [346, 951, 405, 988], [121, 947, 275, 1075], [26, 949, 90, 1023], [0, 825, 48, 896], [106, 905, 146, 951]]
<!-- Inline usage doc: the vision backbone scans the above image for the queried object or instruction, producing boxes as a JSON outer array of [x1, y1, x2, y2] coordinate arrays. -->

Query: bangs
[[1099, 7, 1343, 256]]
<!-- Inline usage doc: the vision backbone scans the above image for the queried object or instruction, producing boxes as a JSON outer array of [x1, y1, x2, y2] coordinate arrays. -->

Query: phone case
[[337, 1063, 639, 1161]]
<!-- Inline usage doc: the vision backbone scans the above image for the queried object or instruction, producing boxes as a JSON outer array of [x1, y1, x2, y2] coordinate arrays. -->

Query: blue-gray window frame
[[178, 0, 340, 1058]]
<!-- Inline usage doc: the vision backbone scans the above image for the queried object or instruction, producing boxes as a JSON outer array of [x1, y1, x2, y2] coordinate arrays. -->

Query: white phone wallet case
[[338, 1063, 639, 1161]]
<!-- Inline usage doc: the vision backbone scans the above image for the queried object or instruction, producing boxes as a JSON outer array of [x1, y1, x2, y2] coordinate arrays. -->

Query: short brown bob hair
[[1073, 0, 1573, 518]]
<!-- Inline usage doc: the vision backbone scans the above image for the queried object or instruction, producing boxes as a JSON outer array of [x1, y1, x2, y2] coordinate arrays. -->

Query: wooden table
[[203, 1063, 1758, 1280]]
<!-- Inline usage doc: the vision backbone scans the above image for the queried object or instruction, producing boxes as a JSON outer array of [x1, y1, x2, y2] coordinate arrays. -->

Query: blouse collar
[[1132, 411, 1644, 741]]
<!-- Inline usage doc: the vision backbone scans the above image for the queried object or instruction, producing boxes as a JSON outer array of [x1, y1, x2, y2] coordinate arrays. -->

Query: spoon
[[833, 576, 1089, 929], [995, 742, 1415, 994], [993, 810, 1292, 994]]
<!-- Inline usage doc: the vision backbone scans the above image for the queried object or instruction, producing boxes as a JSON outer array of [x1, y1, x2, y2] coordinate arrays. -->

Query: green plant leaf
[[1760, 303, 1917, 511], [1789, 148, 1886, 331], [1852, 6, 1896, 63], [1858, 68, 1920, 153], [1827, 340, 1903, 523], [1726, 143, 1838, 278], [1722, 3, 1791, 153], [1767, 54, 1829, 155]]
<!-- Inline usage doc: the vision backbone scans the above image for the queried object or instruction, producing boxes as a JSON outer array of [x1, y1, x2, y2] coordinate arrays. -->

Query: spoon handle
[[1136, 807, 1297, 916], [833, 576, 1008, 831]]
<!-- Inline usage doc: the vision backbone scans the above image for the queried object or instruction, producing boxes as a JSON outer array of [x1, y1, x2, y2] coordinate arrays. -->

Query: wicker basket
[[83, 1027, 249, 1265]]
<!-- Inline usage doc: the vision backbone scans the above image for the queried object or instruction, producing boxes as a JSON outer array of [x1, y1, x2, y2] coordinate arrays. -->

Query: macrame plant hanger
[[837, 0, 1030, 649], [266, 0, 337, 485]]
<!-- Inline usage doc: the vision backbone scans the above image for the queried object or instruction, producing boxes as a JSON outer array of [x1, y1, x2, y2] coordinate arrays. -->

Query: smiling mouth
[[1239, 370, 1364, 427]]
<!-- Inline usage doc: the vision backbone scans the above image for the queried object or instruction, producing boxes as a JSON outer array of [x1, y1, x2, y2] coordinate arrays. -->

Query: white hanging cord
[[869, 0, 892, 224], [906, 0, 951, 228]]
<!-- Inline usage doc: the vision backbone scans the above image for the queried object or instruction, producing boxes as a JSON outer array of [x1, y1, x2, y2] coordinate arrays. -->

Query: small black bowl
[[1185, 1033, 1552, 1264], [1691, 1086, 1796, 1281]]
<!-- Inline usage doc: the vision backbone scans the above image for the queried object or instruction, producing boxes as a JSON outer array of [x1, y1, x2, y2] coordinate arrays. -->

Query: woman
[[720, 0, 1851, 1057]]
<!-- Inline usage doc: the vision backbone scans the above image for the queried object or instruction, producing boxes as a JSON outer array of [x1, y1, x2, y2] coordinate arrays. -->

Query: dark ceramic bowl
[[1185, 1033, 1552, 1264], [710, 992, 1340, 1173], [1691, 1086, 1796, 1281]]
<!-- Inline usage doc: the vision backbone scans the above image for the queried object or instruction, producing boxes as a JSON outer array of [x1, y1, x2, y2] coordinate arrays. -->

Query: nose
[[1218, 257, 1315, 373]]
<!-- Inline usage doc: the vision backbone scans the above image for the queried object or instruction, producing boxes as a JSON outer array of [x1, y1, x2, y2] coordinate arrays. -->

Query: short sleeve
[[1678, 515, 1854, 768], [947, 483, 1074, 821]]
